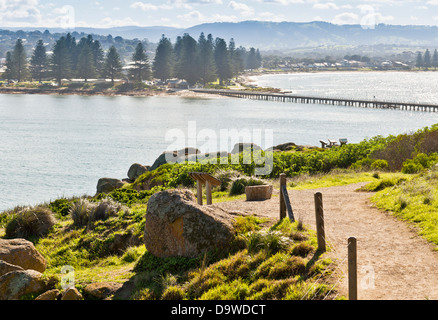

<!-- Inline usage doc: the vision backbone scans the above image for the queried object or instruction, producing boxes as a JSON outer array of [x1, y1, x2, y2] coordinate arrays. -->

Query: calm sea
[[1, 71, 438, 211]]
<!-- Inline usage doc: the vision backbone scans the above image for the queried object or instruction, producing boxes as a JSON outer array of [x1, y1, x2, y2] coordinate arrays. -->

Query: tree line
[[416, 49, 438, 70], [2, 32, 262, 87]]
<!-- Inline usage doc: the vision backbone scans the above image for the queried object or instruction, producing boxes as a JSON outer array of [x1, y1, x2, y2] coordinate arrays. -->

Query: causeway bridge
[[191, 89, 438, 112]]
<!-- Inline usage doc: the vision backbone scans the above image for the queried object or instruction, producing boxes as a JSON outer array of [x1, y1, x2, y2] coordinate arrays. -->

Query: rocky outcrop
[[127, 163, 150, 181], [0, 269, 55, 300], [35, 289, 61, 300], [144, 189, 234, 258], [0, 238, 47, 273], [150, 148, 200, 171], [83, 282, 123, 300], [96, 177, 125, 194], [0, 260, 23, 277], [230, 143, 262, 154], [60, 287, 83, 300]]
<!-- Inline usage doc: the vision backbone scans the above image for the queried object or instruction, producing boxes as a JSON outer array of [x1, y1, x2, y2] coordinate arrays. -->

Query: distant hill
[[6, 20, 438, 51]]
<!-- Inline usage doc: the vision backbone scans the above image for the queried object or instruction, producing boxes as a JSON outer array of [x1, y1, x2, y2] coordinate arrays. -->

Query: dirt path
[[215, 183, 438, 300]]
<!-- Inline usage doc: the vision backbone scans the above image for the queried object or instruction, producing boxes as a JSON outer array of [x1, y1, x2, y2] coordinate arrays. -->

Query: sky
[[1, 0, 438, 29]]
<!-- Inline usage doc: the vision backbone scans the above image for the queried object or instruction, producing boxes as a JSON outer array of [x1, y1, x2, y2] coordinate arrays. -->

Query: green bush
[[70, 198, 126, 227], [5, 206, 57, 240], [401, 153, 438, 174], [401, 160, 424, 174], [161, 286, 187, 300], [49, 198, 71, 218], [229, 178, 265, 196], [69, 199, 95, 227], [370, 159, 389, 171]]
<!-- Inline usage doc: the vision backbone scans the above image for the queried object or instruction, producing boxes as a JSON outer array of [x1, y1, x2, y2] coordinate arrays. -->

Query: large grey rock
[[61, 287, 83, 300], [185, 151, 229, 163], [35, 289, 61, 300], [0, 270, 53, 300], [127, 163, 150, 181], [0, 238, 46, 273], [231, 143, 262, 154], [96, 177, 125, 194], [144, 189, 234, 258], [0, 260, 24, 277], [150, 148, 200, 171], [83, 282, 123, 300]]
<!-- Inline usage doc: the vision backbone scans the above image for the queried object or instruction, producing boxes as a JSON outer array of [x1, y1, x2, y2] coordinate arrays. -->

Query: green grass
[[288, 170, 389, 190], [371, 168, 438, 248]]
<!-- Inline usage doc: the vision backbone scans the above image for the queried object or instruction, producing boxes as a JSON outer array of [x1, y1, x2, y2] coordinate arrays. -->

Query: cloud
[[331, 12, 359, 25], [130, 2, 173, 11], [228, 1, 255, 16], [0, 0, 42, 26], [177, 10, 204, 21], [313, 2, 339, 10]]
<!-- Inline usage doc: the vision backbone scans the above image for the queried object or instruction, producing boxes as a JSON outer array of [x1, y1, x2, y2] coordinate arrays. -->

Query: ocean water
[[249, 71, 438, 104], [1, 72, 438, 211]]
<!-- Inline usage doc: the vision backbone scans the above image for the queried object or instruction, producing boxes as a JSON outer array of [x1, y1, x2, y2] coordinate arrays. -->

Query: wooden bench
[[339, 138, 348, 146], [328, 139, 339, 147], [320, 140, 328, 148], [189, 172, 221, 205]]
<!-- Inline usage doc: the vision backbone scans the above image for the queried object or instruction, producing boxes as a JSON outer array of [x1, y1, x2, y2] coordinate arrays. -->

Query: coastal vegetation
[[1, 32, 261, 88], [2, 123, 438, 299]]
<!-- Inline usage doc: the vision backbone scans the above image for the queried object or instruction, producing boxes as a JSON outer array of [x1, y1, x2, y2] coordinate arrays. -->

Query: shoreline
[[1, 69, 428, 97], [0, 87, 227, 99]]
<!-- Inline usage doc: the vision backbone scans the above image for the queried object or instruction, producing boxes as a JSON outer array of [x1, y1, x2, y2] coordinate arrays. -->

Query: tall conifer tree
[[130, 42, 151, 82], [153, 35, 174, 81], [197, 33, 216, 85], [30, 40, 48, 82], [12, 39, 28, 82], [103, 45, 123, 85]]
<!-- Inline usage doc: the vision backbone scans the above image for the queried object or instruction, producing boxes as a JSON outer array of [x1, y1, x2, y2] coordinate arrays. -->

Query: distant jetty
[[192, 89, 438, 112]]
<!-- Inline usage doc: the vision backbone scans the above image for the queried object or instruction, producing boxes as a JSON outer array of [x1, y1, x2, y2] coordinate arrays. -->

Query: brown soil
[[215, 182, 438, 300]]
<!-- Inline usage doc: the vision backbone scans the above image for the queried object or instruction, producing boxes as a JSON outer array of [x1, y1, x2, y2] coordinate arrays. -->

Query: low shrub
[[370, 159, 389, 171], [161, 286, 187, 300], [5, 206, 57, 240], [229, 177, 265, 196], [70, 198, 126, 227], [49, 198, 72, 218], [69, 199, 95, 227]]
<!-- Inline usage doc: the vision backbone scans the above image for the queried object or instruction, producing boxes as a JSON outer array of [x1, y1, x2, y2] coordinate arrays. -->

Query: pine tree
[[416, 52, 423, 70], [65, 33, 77, 71], [3, 51, 14, 82], [77, 43, 96, 82], [214, 37, 232, 85], [197, 33, 216, 85], [256, 49, 262, 69], [103, 45, 123, 85], [129, 42, 151, 82], [92, 40, 104, 75], [246, 47, 259, 70], [153, 35, 174, 81], [50, 36, 71, 86], [424, 49, 431, 70], [30, 40, 48, 82], [433, 49, 438, 70], [12, 39, 28, 82], [174, 34, 199, 86]]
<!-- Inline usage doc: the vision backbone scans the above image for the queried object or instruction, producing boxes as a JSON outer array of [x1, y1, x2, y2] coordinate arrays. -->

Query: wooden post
[[348, 237, 358, 300], [197, 180, 203, 205], [206, 180, 212, 205], [279, 173, 286, 220], [314, 192, 326, 252]]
